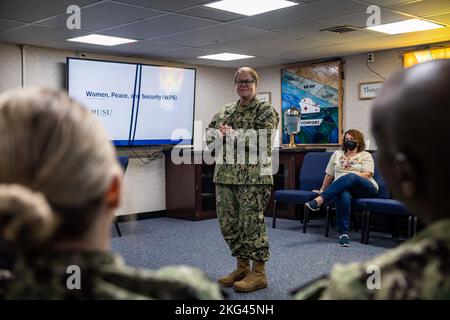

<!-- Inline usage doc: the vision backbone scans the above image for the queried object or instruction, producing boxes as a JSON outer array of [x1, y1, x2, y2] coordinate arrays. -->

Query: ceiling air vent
[[320, 26, 359, 34]]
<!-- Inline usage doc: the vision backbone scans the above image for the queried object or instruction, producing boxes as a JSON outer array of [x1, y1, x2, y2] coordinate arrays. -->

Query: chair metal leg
[[360, 210, 366, 244], [407, 216, 412, 239], [302, 205, 308, 233], [330, 212, 335, 228], [325, 206, 330, 237], [413, 216, 418, 237], [115, 222, 122, 237], [272, 200, 277, 228], [364, 211, 371, 244], [351, 209, 359, 232]]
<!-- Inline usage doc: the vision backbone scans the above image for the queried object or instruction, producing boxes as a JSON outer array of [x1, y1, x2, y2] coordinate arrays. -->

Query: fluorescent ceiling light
[[366, 19, 444, 35], [205, 0, 298, 16], [198, 53, 254, 61], [67, 34, 137, 46]]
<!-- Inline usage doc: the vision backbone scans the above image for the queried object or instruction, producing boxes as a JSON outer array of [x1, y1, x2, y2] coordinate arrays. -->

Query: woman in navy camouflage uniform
[[207, 67, 279, 293]]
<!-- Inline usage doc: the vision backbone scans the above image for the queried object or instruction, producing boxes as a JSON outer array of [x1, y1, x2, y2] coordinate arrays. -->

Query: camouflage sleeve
[[293, 263, 372, 300], [206, 105, 231, 146], [0, 269, 14, 299], [291, 275, 330, 300], [154, 266, 224, 300], [101, 264, 225, 300], [254, 102, 279, 156], [254, 102, 279, 130]]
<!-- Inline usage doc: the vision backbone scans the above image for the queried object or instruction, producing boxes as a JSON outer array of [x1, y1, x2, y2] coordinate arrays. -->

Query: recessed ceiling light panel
[[366, 19, 444, 35], [198, 53, 255, 61], [67, 34, 137, 46], [205, 0, 298, 16]]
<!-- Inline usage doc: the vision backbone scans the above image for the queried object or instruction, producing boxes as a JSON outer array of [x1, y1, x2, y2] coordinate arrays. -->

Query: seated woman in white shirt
[[305, 129, 379, 247]]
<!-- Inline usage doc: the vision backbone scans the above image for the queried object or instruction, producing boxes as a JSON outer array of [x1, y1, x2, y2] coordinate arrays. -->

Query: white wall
[[0, 43, 236, 215], [0, 43, 21, 91], [257, 66, 282, 134], [342, 50, 403, 149]]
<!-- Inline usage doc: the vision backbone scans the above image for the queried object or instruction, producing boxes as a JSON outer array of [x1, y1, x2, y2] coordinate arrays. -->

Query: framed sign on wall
[[281, 60, 343, 145], [359, 81, 383, 100], [256, 92, 271, 103]]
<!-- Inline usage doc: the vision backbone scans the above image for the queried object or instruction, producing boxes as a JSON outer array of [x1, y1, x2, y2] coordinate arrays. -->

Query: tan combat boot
[[233, 260, 267, 293], [218, 258, 250, 287]]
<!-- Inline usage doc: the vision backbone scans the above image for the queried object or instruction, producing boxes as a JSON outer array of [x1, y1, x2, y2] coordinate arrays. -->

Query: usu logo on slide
[[91, 109, 112, 117]]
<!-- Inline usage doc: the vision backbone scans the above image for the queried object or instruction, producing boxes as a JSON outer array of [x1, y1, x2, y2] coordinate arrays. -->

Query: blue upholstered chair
[[351, 153, 417, 244], [273, 152, 332, 233], [115, 156, 129, 237]]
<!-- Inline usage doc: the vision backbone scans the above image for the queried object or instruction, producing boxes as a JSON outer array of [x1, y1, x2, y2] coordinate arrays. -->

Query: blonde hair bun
[[0, 184, 56, 250]]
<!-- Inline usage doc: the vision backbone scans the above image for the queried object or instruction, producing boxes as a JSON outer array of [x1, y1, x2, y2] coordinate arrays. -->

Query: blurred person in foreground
[[294, 59, 450, 299], [0, 87, 223, 299]]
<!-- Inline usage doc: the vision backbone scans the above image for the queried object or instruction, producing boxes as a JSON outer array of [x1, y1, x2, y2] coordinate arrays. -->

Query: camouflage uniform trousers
[[215, 183, 272, 262]]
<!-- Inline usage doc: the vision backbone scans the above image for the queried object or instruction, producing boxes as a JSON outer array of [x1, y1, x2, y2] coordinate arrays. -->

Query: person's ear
[[393, 153, 417, 198], [105, 174, 122, 210]]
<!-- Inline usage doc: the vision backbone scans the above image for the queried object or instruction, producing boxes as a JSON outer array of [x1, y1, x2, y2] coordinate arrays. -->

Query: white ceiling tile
[[426, 12, 450, 25], [101, 13, 218, 40], [277, 43, 361, 61], [162, 47, 217, 59], [390, 0, 450, 17], [231, 0, 369, 30], [360, 0, 418, 6], [107, 41, 183, 55], [276, 21, 386, 44], [0, 25, 85, 46], [152, 24, 265, 46], [37, 2, 164, 32], [0, 19, 25, 33], [0, 0, 99, 23], [178, 6, 245, 22], [241, 38, 334, 57], [113, 0, 213, 11], [197, 32, 301, 51]]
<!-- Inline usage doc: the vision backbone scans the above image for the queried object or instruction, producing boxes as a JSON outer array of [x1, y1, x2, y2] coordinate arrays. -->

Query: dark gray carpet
[[111, 217, 402, 300]]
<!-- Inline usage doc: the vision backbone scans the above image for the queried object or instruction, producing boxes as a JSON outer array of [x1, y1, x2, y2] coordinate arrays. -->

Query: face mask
[[344, 140, 357, 151]]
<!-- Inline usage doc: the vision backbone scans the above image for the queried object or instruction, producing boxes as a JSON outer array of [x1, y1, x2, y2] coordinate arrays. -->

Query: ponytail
[[0, 184, 57, 251]]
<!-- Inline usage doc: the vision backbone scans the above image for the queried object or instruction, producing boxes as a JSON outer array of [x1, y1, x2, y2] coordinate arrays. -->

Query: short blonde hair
[[0, 87, 120, 250], [234, 67, 260, 84]]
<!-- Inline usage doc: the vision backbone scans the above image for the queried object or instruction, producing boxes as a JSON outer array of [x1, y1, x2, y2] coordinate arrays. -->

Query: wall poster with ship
[[281, 60, 343, 145]]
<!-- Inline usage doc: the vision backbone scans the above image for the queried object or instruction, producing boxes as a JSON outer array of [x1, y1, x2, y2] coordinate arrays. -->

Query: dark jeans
[[321, 173, 378, 235]]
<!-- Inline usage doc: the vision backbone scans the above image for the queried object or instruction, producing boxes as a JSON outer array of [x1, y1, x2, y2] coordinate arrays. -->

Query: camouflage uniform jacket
[[293, 219, 450, 300], [207, 97, 279, 185], [1, 250, 224, 300]]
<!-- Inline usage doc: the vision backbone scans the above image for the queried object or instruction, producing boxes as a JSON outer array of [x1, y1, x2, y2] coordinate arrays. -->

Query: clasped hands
[[218, 124, 234, 137]]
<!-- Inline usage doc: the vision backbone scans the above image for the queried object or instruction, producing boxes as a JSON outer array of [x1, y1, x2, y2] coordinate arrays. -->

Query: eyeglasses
[[235, 79, 256, 86]]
